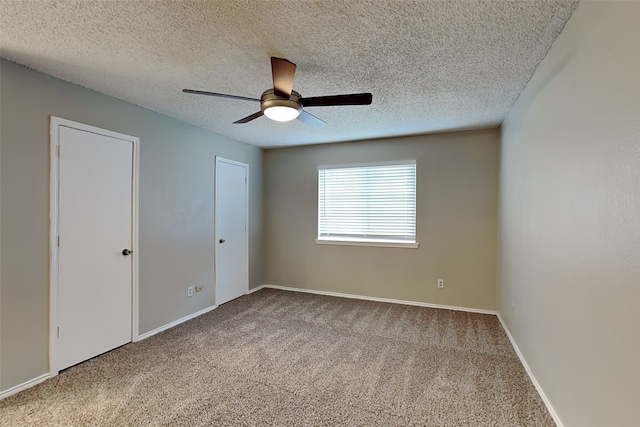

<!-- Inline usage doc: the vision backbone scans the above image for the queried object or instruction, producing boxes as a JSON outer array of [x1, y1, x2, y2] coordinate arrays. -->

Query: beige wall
[[264, 129, 499, 310], [0, 60, 264, 391], [499, 2, 640, 426]]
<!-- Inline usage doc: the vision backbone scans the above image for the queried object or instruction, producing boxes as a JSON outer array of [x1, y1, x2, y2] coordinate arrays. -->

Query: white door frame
[[48, 116, 140, 376], [214, 156, 249, 304]]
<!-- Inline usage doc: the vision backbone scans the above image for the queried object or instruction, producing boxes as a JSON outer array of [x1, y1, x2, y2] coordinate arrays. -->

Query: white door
[[57, 124, 134, 371], [215, 157, 249, 305]]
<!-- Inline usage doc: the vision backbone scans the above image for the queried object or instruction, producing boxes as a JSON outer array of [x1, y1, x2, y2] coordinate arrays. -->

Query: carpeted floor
[[0, 289, 554, 426]]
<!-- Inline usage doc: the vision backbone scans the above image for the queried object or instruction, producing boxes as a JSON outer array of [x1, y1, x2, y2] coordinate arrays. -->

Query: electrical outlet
[[195, 285, 204, 292], [437, 279, 444, 289], [187, 286, 194, 297]]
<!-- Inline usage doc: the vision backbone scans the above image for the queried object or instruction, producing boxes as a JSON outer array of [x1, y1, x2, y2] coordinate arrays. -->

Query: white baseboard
[[248, 284, 268, 294], [137, 305, 217, 341], [0, 373, 52, 400], [253, 284, 496, 315], [496, 313, 563, 427]]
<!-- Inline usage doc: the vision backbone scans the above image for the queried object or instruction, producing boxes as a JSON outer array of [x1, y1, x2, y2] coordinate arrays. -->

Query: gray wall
[[0, 60, 263, 391], [499, 2, 640, 426], [264, 129, 499, 310]]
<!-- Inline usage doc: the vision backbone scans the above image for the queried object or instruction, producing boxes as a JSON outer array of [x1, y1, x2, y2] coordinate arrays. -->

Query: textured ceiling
[[0, 0, 578, 148]]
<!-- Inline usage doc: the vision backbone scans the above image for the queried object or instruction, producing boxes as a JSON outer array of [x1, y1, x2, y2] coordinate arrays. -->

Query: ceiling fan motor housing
[[261, 89, 302, 113]]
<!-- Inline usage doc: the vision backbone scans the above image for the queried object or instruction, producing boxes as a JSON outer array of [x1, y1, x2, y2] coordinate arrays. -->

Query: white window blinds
[[318, 163, 416, 244]]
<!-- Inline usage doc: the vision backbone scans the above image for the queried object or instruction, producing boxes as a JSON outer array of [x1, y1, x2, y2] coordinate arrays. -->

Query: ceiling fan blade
[[271, 57, 296, 97], [297, 110, 327, 128], [233, 111, 264, 124], [300, 93, 373, 107], [183, 89, 259, 102]]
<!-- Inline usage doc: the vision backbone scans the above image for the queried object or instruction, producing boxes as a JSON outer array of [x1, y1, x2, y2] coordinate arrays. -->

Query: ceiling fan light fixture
[[264, 105, 300, 122], [260, 89, 302, 122]]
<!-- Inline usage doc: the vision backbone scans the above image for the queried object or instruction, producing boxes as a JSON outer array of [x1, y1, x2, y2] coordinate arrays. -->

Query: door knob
[[219, 239, 225, 244], [122, 249, 132, 256]]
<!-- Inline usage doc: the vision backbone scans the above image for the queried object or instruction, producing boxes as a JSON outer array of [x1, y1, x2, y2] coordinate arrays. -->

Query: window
[[317, 162, 418, 248]]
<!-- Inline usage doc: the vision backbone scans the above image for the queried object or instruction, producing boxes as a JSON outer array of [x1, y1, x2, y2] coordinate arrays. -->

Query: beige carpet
[[0, 289, 554, 426]]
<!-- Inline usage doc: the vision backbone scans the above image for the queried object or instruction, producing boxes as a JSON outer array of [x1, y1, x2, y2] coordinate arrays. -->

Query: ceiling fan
[[183, 57, 373, 128]]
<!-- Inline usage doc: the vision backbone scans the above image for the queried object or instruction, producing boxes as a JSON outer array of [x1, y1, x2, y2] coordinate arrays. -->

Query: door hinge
[[56, 145, 60, 157], [57, 326, 60, 338], [57, 236, 60, 247]]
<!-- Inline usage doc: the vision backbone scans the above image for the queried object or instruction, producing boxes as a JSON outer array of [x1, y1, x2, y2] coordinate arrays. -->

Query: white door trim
[[214, 156, 249, 304], [48, 116, 140, 376]]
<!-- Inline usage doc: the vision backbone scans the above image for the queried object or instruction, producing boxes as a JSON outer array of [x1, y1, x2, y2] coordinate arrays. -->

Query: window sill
[[315, 239, 419, 249]]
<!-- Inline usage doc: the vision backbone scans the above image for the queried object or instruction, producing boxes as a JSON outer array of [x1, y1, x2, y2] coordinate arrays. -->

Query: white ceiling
[[0, 0, 578, 148]]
